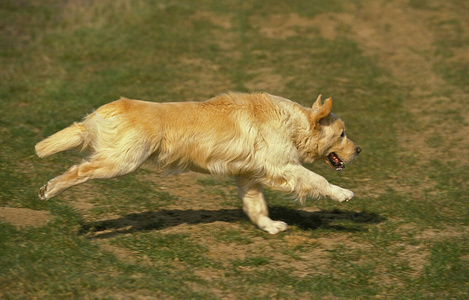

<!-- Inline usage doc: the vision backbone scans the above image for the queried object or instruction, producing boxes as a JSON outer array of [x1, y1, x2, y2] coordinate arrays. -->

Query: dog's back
[[35, 92, 304, 176]]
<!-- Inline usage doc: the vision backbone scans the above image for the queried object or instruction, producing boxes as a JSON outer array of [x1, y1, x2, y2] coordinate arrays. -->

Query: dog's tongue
[[328, 153, 345, 171]]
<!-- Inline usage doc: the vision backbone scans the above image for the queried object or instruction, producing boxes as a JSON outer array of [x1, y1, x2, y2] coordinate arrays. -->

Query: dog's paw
[[259, 217, 288, 234], [38, 184, 49, 200], [329, 185, 354, 202]]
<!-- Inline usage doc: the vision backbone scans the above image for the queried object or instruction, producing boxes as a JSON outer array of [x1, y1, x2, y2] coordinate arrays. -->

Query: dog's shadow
[[80, 207, 385, 239]]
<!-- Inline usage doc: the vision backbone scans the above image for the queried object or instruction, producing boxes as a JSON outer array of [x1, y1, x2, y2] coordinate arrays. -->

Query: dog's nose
[[356, 146, 361, 154]]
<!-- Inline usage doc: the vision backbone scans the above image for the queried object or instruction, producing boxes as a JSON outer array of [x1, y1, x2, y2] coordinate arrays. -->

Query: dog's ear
[[312, 94, 322, 110], [311, 96, 332, 127]]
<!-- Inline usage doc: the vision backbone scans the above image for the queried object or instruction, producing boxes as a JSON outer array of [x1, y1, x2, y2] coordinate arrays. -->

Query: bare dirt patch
[[190, 10, 232, 30], [416, 226, 469, 241], [244, 69, 287, 93], [148, 171, 215, 205], [0, 207, 53, 228], [251, 13, 318, 40]]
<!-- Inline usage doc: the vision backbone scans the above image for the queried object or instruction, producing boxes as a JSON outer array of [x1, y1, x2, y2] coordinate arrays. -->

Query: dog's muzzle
[[328, 152, 345, 171], [328, 147, 361, 171]]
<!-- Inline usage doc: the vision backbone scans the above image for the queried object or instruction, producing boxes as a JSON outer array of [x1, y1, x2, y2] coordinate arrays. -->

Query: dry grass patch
[[0, 207, 53, 228]]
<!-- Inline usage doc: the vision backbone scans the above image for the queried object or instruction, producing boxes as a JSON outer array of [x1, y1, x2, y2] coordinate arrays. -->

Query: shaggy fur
[[35, 92, 361, 234]]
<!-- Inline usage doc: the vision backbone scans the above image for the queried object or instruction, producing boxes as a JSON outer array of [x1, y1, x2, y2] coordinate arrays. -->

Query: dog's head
[[309, 95, 361, 171]]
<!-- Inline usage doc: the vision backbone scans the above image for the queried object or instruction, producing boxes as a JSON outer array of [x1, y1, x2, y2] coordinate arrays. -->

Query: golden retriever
[[35, 92, 361, 234]]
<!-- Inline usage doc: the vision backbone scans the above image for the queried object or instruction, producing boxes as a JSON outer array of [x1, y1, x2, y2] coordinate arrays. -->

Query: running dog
[[35, 92, 361, 234]]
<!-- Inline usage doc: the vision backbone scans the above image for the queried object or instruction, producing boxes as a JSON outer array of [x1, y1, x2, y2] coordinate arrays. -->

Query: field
[[1, 0, 468, 298]]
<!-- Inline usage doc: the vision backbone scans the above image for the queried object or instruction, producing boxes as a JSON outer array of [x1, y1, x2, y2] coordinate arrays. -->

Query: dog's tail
[[35, 122, 88, 158]]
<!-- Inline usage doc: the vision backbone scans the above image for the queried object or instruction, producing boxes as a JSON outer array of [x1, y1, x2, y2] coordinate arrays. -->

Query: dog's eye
[[340, 131, 345, 138]]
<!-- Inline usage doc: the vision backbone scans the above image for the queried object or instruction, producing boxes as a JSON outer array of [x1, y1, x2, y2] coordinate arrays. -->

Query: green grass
[[112, 232, 213, 267], [1, 0, 468, 298]]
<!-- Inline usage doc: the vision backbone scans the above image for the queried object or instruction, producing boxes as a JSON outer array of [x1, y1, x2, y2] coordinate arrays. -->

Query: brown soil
[[0, 207, 53, 228]]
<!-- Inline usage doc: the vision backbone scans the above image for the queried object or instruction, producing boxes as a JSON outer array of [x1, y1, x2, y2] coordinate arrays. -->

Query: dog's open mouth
[[328, 152, 345, 171]]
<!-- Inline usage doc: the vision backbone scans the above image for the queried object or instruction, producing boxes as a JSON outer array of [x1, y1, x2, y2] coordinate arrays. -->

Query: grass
[[1, 0, 468, 298]]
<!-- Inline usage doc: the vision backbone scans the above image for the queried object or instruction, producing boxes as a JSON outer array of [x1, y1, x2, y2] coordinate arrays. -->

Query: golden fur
[[36, 92, 360, 234]]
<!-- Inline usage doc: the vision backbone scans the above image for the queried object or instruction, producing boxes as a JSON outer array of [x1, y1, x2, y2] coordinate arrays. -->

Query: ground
[[0, 0, 468, 298]]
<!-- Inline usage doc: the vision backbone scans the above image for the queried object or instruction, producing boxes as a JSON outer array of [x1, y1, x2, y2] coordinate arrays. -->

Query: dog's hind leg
[[38, 156, 144, 200], [235, 176, 288, 234]]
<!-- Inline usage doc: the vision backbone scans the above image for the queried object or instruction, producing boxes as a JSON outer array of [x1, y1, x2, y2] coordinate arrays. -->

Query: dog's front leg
[[270, 165, 354, 202], [327, 183, 354, 202], [235, 176, 288, 234], [305, 167, 354, 202]]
